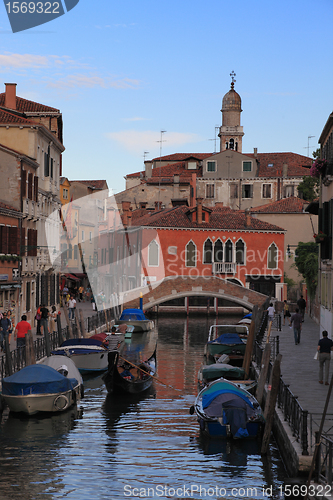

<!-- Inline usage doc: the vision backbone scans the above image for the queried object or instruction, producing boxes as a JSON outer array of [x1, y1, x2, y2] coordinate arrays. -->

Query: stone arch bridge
[[122, 276, 268, 312]]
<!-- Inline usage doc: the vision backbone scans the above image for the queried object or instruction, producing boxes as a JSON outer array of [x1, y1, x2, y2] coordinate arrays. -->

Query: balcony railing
[[212, 262, 237, 274]]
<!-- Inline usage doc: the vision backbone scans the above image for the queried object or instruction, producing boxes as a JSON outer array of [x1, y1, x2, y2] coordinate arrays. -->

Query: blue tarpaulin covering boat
[[193, 378, 265, 439], [118, 308, 154, 332], [2, 364, 77, 396]]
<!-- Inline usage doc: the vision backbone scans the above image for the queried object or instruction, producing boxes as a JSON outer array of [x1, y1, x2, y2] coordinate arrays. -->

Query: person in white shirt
[[267, 303, 275, 322], [68, 297, 76, 320]]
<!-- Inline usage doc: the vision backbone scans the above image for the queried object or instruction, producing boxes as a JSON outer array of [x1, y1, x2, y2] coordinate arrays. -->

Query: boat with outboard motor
[[191, 377, 264, 439], [117, 308, 154, 333], [1, 355, 83, 415]]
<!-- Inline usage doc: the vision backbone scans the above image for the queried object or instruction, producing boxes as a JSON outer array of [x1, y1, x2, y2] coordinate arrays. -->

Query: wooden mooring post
[[62, 306, 73, 339], [25, 331, 36, 365], [261, 353, 282, 454]]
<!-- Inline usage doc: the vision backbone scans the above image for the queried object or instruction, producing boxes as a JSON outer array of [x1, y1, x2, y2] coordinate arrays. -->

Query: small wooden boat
[[1, 356, 83, 416], [51, 334, 113, 374], [117, 308, 154, 333], [204, 325, 248, 363], [192, 378, 265, 439], [102, 348, 156, 394]]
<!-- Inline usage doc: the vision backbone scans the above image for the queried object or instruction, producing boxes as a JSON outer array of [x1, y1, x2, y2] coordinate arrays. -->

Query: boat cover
[[208, 333, 244, 345], [203, 391, 257, 438], [201, 363, 245, 380], [119, 308, 148, 321], [61, 338, 105, 347], [90, 333, 109, 342], [2, 365, 78, 396]]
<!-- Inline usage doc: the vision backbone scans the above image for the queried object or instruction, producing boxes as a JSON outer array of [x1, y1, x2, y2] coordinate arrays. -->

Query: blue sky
[[0, 0, 332, 194]]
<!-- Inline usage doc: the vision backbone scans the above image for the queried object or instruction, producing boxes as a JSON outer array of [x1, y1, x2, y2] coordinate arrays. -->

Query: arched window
[[203, 239, 213, 264], [268, 243, 278, 269], [236, 239, 245, 264], [214, 239, 223, 262], [148, 240, 159, 266], [229, 138, 234, 150], [225, 240, 233, 262], [68, 244, 72, 259], [186, 241, 196, 267]]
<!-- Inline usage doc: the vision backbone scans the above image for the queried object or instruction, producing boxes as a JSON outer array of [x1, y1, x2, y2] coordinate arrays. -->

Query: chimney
[[139, 201, 147, 209], [155, 201, 162, 211], [197, 197, 203, 224], [5, 83, 17, 110], [245, 209, 251, 228], [253, 147, 257, 158], [282, 163, 288, 178], [121, 201, 131, 226], [190, 173, 197, 207]]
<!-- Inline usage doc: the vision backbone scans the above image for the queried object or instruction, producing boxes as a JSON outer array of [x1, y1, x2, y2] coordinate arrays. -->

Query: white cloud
[[106, 130, 202, 154], [47, 74, 140, 89], [0, 53, 49, 68], [122, 117, 148, 122]]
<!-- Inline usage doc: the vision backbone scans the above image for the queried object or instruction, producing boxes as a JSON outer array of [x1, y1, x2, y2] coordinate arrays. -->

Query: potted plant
[[310, 158, 328, 179], [314, 231, 327, 243]]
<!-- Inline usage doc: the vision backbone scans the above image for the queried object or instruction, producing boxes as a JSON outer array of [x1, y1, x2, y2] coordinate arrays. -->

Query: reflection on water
[[0, 314, 287, 499]]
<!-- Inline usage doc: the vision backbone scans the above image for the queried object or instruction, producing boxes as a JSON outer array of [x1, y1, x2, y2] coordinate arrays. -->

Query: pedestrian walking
[[267, 303, 275, 323], [283, 300, 291, 326], [14, 315, 32, 349], [40, 304, 49, 335], [7, 310, 14, 344], [290, 307, 302, 344], [297, 295, 306, 322], [36, 305, 42, 334], [68, 296, 76, 320], [0, 312, 11, 351], [317, 330, 333, 385], [49, 305, 57, 333]]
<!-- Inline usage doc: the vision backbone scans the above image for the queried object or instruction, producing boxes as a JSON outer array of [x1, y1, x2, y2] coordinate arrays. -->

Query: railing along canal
[[253, 311, 309, 456], [0, 307, 115, 383]]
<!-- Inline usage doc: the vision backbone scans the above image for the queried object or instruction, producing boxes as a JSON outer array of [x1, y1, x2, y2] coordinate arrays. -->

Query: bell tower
[[218, 71, 244, 152]]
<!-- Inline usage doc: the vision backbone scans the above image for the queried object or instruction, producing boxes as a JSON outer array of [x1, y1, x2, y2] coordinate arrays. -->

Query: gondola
[[102, 347, 156, 394]]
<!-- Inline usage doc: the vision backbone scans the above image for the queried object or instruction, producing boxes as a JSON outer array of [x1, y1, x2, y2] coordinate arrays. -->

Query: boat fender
[[189, 405, 195, 415], [54, 394, 69, 411]]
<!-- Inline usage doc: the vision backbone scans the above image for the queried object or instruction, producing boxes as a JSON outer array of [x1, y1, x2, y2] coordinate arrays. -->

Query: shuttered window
[[21, 169, 27, 197]]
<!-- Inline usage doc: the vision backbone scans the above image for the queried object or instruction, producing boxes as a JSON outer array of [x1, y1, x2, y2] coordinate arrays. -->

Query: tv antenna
[[157, 130, 166, 203], [209, 125, 219, 153], [304, 135, 315, 157]]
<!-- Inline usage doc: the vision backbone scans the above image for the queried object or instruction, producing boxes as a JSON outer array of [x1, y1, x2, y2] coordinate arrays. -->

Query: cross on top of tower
[[230, 71, 236, 89]]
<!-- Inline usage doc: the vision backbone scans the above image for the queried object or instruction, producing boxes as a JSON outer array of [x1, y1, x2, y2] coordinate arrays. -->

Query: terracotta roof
[[0, 93, 60, 113], [151, 153, 213, 162], [0, 109, 35, 125], [250, 196, 309, 213], [131, 205, 284, 232], [246, 152, 312, 177], [70, 180, 108, 190], [126, 170, 145, 179], [0, 200, 20, 212]]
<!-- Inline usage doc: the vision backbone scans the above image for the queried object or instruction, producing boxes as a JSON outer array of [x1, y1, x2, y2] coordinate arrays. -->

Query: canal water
[[0, 314, 287, 500]]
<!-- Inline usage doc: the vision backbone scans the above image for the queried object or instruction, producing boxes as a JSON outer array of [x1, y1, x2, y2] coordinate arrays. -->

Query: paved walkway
[[2, 301, 97, 354], [270, 312, 333, 441]]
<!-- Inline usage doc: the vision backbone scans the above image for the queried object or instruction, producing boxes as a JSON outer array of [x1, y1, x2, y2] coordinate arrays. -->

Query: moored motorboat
[[1, 356, 83, 416], [204, 325, 248, 364], [117, 308, 154, 333], [102, 347, 156, 394], [51, 335, 113, 374], [192, 378, 265, 439]]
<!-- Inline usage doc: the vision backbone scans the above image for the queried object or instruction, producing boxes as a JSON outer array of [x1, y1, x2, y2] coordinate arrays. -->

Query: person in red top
[[14, 315, 32, 349]]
